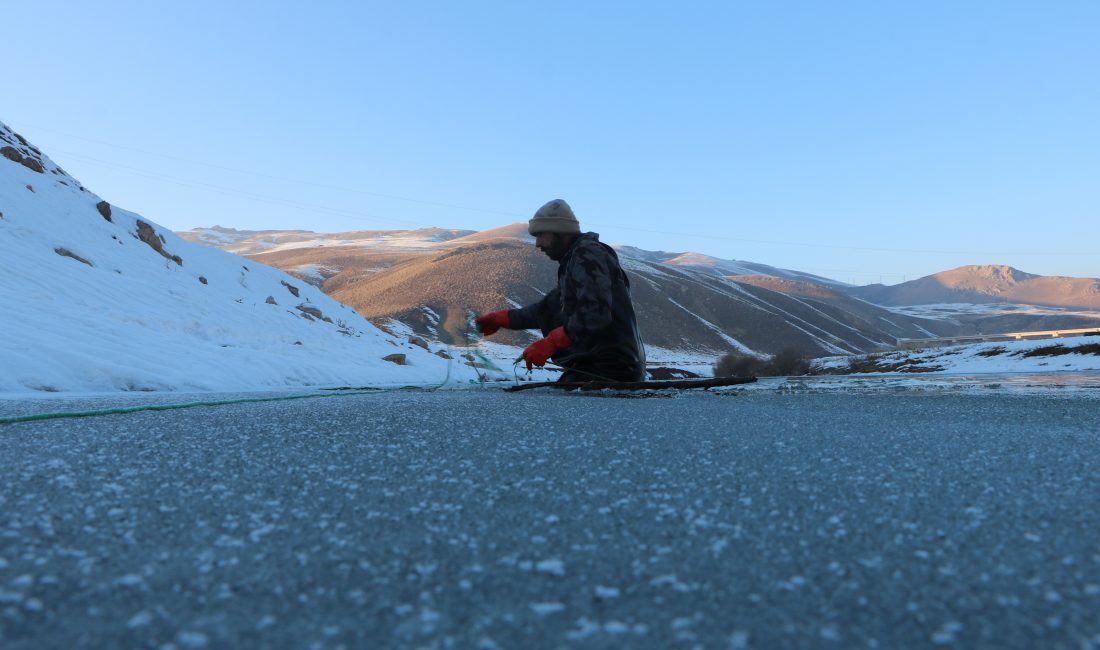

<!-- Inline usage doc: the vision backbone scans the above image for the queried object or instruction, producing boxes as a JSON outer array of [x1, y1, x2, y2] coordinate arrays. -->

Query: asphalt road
[[1, 389, 1099, 649]]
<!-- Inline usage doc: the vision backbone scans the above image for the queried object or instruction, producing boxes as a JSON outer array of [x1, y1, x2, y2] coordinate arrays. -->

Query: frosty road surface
[[2, 390, 1099, 649]]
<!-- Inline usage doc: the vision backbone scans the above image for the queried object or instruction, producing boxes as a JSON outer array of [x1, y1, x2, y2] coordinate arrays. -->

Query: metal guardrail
[[896, 327, 1100, 349]]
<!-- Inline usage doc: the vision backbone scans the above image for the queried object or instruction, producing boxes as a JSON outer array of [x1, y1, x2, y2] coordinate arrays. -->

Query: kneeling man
[[475, 199, 646, 382]]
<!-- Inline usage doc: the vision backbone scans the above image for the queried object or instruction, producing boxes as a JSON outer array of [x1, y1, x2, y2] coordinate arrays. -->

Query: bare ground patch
[[1017, 343, 1100, 358]]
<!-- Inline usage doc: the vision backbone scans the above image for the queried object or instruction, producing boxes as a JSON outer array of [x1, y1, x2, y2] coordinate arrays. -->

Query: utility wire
[[32, 131, 1095, 261], [48, 148, 432, 230], [18, 123, 519, 218]]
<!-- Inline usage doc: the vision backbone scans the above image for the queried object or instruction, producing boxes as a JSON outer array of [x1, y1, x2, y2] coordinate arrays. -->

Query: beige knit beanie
[[528, 199, 581, 235]]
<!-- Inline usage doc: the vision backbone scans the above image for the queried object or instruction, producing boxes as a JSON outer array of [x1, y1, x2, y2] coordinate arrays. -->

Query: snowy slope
[[0, 121, 482, 394], [660, 251, 850, 288]]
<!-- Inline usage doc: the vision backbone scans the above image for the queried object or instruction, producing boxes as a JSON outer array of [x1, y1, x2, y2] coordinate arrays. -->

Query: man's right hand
[[474, 310, 511, 336]]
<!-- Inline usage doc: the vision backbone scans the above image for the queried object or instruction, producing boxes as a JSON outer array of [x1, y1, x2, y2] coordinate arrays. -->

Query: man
[[475, 199, 646, 383]]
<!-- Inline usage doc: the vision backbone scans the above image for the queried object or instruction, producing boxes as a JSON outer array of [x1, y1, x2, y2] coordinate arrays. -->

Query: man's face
[[535, 232, 570, 261]]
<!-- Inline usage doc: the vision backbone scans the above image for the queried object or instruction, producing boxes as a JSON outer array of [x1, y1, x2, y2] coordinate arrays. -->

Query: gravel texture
[[1, 390, 1099, 649]]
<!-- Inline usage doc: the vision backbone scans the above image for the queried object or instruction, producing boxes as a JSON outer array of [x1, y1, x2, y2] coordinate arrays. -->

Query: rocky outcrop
[[280, 280, 300, 297], [0, 124, 51, 175], [135, 220, 183, 266], [0, 145, 45, 174], [96, 201, 112, 222], [382, 353, 407, 365], [297, 304, 334, 323]]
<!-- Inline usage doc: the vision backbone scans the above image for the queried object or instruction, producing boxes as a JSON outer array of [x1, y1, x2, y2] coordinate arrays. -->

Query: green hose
[[0, 376, 471, 428]]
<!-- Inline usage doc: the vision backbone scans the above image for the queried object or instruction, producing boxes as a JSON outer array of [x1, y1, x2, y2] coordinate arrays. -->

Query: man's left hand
[[522, 326, 573, 370]]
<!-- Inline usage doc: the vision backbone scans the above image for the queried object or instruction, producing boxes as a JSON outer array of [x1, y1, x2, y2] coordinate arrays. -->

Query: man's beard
[[538, 234, 570, 261]]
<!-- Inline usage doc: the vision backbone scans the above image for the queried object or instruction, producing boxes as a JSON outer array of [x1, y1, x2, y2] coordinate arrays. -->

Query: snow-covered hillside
[[0, 121, 481, 394], [611, 246, 848, 288]]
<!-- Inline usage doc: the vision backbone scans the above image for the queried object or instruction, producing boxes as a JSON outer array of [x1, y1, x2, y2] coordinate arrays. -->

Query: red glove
[[475, 310, 511, 335], [523, 326, 573, 370]]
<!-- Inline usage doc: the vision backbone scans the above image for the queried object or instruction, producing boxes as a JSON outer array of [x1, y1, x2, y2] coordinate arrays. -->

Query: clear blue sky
[[6, 1, 1098, 284]]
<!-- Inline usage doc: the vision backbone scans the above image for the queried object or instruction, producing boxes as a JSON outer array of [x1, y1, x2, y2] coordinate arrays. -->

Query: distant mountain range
[[179, 226, 1100, 359]]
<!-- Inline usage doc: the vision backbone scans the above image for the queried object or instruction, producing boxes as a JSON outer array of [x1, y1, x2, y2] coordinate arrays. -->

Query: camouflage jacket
[[509, 232, 646, 381]]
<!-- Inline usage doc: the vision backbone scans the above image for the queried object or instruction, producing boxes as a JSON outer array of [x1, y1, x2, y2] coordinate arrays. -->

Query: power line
[[586, 223, 1093, 257], [28, 124, 1095, 259], [40, 150, 1093, 283], [47, 148, 434, 230], [18, 122, 522, 218]]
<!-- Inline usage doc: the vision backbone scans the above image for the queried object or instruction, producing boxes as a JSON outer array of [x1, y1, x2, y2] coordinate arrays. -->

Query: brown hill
[[848, 265, 1100, 309], [329, 239, 557, 347], [441, 222, 533, 246], [728, 276, 846, 300]]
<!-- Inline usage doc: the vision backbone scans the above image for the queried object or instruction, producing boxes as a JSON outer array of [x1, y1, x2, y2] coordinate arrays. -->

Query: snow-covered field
[[814, 336, 1100, 375]]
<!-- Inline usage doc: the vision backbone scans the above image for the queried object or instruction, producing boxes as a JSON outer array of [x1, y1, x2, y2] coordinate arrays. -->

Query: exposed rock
[[198, 276, 208, 285], [1, 144, 45, 173], [265, 296, 277, 305], [96, 201, 112, 222], [434, 350, 452, 359], [297, 304, 334, 323], [382, 353, 407, 365], [135, 220, 183, 266], [54, 247, 93, 266], [280, 280, 300, 297], [25, 184, 34, 193], [408, 336, 430, 350]]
